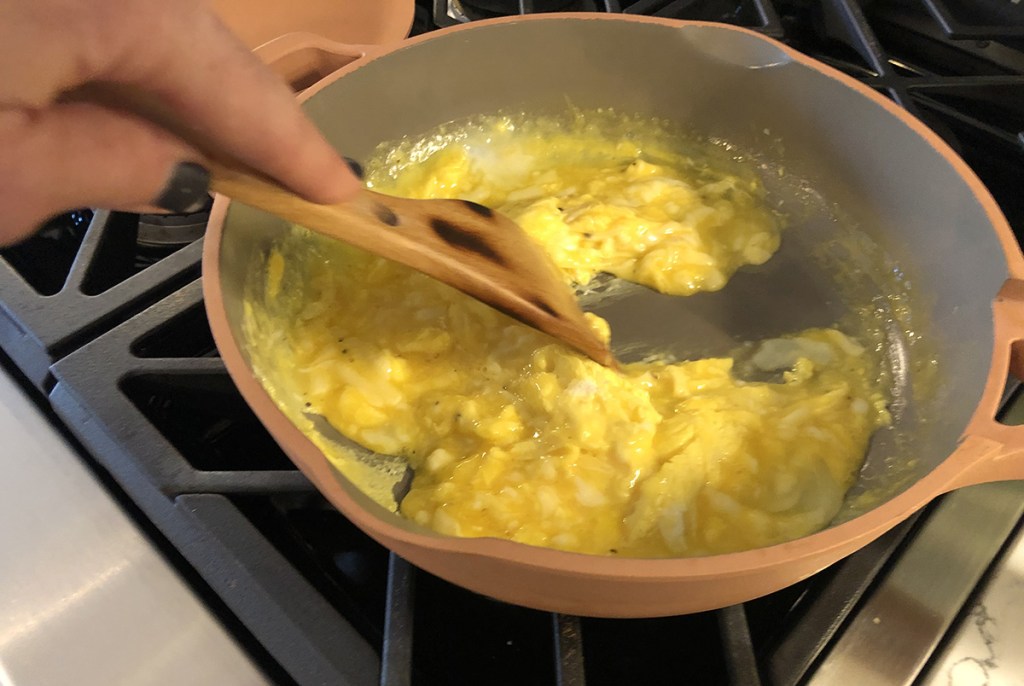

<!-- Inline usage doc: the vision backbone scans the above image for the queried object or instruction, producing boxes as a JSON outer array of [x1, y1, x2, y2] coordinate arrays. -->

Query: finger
[[0, 102, 207, 244], [97, 1, 361, 206]]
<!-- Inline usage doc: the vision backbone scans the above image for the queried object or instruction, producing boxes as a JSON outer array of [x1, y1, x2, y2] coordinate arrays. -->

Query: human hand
[[0, 0, 361, 244]]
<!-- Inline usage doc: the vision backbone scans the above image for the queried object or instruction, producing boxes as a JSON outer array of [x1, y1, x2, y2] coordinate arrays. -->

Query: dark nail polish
[[154, 162, 211, 214], [343, 156, 364, 179]]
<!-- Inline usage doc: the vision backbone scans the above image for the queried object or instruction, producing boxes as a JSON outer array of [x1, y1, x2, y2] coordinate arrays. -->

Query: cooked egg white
[[245, 111, 891, 557]]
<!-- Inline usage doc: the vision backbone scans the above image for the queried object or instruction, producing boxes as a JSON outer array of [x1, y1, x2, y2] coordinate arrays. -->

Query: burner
[[136, 195, 211, 268], [137, 204, 210, 249]]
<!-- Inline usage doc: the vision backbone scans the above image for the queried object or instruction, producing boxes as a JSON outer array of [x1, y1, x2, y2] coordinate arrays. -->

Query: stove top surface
[[2, 1, 1023, 684]]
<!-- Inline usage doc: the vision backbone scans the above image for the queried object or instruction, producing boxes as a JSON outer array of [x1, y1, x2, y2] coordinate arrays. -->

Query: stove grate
[[0, 209, 201, 390], [921, 0, 1024, 40], [430, 0, 783, 35]]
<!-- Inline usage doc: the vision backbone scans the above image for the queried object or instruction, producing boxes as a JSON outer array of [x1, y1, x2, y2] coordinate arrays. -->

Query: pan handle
[[253, 32, 387, 94], [944, 278, 1024, 491]]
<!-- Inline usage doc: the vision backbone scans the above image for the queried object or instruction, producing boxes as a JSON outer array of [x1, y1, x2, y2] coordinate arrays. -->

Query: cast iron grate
[[921, 0, 1024, 40], [2, 0, 1019, 684], [430, 0, 783, 35], [0, 207, 204, 390], [122, 372, 296, 472]]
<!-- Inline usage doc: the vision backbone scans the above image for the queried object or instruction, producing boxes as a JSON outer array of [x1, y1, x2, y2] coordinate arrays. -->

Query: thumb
[[0, 101, 208, 245]]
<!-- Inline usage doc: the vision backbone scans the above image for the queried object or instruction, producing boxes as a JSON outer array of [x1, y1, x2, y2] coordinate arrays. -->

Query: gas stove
[[2, 1, 1023, 684]]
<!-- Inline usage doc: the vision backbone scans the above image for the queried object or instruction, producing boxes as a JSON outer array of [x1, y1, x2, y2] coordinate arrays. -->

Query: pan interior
[[219, 19, 1006, 544]]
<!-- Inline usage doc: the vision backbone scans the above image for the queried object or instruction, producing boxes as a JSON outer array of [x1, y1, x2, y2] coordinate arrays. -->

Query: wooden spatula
[[71, 83, 616, 368], [209, 161, 617, 368]]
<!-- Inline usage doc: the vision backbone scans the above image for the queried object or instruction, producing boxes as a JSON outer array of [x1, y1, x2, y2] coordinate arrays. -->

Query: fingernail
[[343, 156, 364, 179], [154, 161, 211, 214]]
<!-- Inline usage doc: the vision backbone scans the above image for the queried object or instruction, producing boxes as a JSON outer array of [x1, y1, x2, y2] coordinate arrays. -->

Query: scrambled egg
[[248, 111, 891, 557], [367, 112, 781, 295]]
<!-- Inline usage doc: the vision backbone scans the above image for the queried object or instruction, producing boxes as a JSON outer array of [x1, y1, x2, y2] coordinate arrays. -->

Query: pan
[[203, 14, 1024, 617], [210, 0, 414, 52]]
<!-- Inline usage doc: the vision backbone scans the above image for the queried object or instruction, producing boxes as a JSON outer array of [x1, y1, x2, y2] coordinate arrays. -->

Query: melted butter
[[243, 110, 892, 557]]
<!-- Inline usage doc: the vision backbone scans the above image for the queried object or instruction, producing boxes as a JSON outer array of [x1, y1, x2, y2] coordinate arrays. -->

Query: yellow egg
[[249, 111, 891, 558]]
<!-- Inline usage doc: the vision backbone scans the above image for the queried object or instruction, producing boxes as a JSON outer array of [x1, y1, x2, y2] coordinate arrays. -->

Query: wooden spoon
[[209, 161, 617, 367], [69, 83, 617, 368]]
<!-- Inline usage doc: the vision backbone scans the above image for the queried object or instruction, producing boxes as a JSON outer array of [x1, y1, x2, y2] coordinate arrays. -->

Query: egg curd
[[248, 111, 891, 557], [366, 112, 781, 295]]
